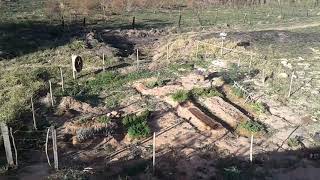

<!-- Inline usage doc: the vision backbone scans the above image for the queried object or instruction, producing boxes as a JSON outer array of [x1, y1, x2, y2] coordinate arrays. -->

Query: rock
[[111, 111, 118, 116], [278, 73, 288, 79], [313, 132, 320, 143]]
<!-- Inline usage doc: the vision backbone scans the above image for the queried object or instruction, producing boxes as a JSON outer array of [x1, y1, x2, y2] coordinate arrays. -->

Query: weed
[[122, 110, 151, 139], [231, 86, 245, 98], [171, 90, 190, 103], [145, 79, 166, 89], [192, 87, 223, 98], [96, 115, 111, 124], [250, 101, 267, 114], [237, 120, 265, 136], [287, 136, 302, 148]]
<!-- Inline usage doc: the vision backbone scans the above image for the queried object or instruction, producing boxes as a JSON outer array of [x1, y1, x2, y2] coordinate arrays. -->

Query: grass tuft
[[171, 90, 190, 103]]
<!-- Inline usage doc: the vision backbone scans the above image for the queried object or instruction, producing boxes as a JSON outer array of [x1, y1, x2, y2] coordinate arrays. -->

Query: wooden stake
[[220, 39, 224, 56], [102, 53, 106, 72], [136, 49, 139, 69], [152, 132, 156, 174], [31, 97, 37, 130], [72, 70, 75, 80], [45, 128, 51, 167], [49, 80, 54, 107], [132, 16, 135, 29], [288, 72, 294, 98], [237, 58, 240, 67], [262, 69, 265, 85], [9, 127, 18, 167], [250, 134, 253, 163], [0, 122, 14, 167], [59, 68, 64, 92], [196, 41, 199, 58], [166, 44, 169, 61], [52, 126, 58, 170]]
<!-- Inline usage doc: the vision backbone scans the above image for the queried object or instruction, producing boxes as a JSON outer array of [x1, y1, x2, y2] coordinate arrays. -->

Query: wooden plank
[[0, 122, 14, 166]]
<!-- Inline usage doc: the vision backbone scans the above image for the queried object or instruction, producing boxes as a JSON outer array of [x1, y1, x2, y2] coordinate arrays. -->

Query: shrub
[[192, 87, 223, 98], [145, 79, 166, 89], [250, 101, 267, 114], [238, 120, 264, 134], [96, 116, 111, 124], [231, 86, 244, 98], [171, 90, 190, 103], [287, 136, 301, 148], [122, 110, 151, 139]]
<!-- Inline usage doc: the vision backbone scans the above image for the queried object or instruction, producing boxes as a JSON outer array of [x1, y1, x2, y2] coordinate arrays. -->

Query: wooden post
[[45, 128, 51, 167], [31, 97, 37, 130], [132, 16, 135, 29], [220, 39, 224, 56], [102, 53, 106, 72], [136, 49, 139, 69], [178, 12, 182, 28], [166, 44, 169, 61], [49, 80, 54, 107], [237, 58, 240, 67], [72, 70, 76, 80], [51, 126, 58, 170], [262, 69, 265, 85], [0, 122, 14, 167], [196, 41, 199, 58], [59, 68, 64, 92], [250, 134, 253, 163], [152, 132, 156, 174], [9, 127, 18, 167], [83, 17, 86, 27], [288, 72, 294, 98]]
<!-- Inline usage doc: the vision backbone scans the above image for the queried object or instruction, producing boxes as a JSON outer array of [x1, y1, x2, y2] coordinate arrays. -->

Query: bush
[[96, 116, 111, 124], [122, 110, 151, 139], [171, 90, 190, 103], [192, 87, 223, 98], [145, 79, 166, 89], [238, 120, 264, 134], [250, 101, 267, 114], [287, 136, 301, 148]]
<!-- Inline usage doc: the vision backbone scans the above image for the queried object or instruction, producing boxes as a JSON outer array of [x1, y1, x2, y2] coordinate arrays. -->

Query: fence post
[[132, 16, 135, 29], [51, 126, 58, 170], [102, 53, 106, 72], [250, 134, 253, 163], [196, 41, 199, 58], [31, 97, 37, 130], [221, 39, 224, 56], [136, 49, 139, 69], [9, 127, 18, 167], [45, 128, 51, 167], [152, 132, 156, 174], [288, 72, 294, 98], [49, 80, 54, 107], [59, 68, 64, 92], [0, 122, 14, 167], [166, 44, 169, 61]]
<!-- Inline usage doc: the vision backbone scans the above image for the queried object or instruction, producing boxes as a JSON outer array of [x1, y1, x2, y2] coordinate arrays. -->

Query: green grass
[[145, 79, 166, 89], [122, 110, 151, 139], [171, 90, 190, 103]]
